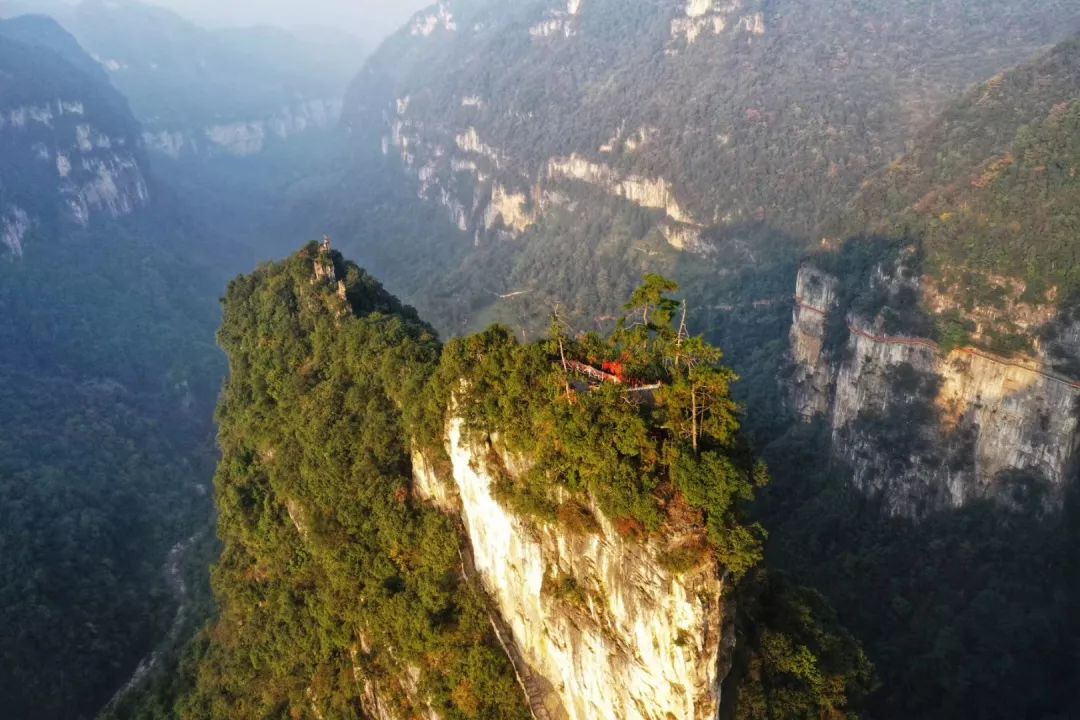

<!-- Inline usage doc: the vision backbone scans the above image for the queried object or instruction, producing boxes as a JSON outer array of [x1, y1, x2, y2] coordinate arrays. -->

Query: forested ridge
[[177, 244, 530, 719], [828, 34, 1080, 350], [165, 243, 873, 720]]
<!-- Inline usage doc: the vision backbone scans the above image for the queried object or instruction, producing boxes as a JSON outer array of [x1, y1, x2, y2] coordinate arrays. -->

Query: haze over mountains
[[1, 1, 1079, 719]]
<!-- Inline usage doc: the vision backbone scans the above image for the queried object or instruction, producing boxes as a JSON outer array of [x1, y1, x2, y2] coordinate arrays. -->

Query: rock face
[[789, 265, 1080, 515], [350, 0, 1080, 268], [0, 25, 152, 256], [142, 99, 343, 159], [547, 155, 697, 225], [1, 207, 30, 257], [415, 417, 732, 720], [382, 112, 703, 243], [411, 2, 458, 36], [1, 103, 151, 234], [788, 266, 840, 420], [670, 0, 766, 44]]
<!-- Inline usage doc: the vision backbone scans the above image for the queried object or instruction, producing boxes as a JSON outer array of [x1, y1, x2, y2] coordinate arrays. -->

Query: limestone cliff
[[1, 102, 151, 234], [789, 264, 1080, 515], [349, 0, 1080, 268], [142, 98, 343, 159], [414, 418, 733, 720], [0, 25, 152, 257]]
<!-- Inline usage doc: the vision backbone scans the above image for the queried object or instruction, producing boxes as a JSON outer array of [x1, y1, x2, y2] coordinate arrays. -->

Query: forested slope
[[826, 34, 1080, 357], [334, 0, 1080, 339], [761, 31, 1080, 720], [0, 19, 226, 719], [174, 243, 873, 720], [179, 244, 530, 719]]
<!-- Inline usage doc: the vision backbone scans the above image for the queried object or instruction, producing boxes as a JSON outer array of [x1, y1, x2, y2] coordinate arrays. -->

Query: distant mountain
[[3, 0, 365, 157], [0, 15, 147, 255], [0, 11, 106, 80], [333, 0, 1080, 338]]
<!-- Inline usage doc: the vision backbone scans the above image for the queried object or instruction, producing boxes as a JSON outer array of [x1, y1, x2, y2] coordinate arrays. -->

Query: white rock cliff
[[789, 265, 1080, 515], [142, 99, 342, 158], [414, 418, 732, 720]]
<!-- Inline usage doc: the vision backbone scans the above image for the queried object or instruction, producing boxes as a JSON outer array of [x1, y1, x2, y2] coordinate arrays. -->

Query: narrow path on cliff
[[97, 530, 203, 716], [794, 297, 1080, 390], [454, 535, 559, 720]]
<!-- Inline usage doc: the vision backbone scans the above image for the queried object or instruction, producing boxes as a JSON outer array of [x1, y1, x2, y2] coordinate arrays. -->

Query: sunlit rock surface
[[789, 265, 1080, 515], [414, 417, 733, 720]]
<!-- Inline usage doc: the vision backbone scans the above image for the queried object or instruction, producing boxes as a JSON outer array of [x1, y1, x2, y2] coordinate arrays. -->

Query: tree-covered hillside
[[0, 212, 225, 720], [0, 0, 372, 281], [831, 35, 1080, 328], [180, 243, 529, 720], [353, 0, 1080, 236], [0, 19, 144, 237], [174, 243, 873, 720], [0, 18, 228, 719], [326, 0, 1080, 409], [787, 30, 1080, 369], [754, 32, 1080, 720]]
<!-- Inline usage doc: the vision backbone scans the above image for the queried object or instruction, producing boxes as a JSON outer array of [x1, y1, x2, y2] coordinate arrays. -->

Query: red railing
[[794, 297, 1080, 390], [564, 360, 663, 392]]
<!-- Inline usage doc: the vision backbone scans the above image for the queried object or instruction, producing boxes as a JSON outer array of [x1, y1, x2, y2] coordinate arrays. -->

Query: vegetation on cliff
[[172, 244, 873, 719], [178, 243, 528, 720], [427, 272, 768, 578], [822, 34, 1080, 354]]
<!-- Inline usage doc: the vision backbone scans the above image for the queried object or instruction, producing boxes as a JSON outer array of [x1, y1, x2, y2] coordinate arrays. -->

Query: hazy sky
[[144, 0, 431, 43]]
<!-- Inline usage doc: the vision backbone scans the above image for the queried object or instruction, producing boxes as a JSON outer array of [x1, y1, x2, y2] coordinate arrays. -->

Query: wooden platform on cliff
[[563, 359, 663, 393]]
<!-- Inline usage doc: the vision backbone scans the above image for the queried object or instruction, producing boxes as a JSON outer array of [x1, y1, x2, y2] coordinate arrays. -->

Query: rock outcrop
[[414, 417, 733, 720], [670, 0, 766, 44], [789, 265, 1080, 515], [142, 99, 342, 158], [0, 96, 150, 249], [411, 2, 457, 36], [382, 116, 702, 244]]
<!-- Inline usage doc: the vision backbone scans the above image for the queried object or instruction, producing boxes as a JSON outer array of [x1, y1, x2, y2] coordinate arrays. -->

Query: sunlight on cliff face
[[936, 351, 1079, 491], [413, 418, 732, 720]]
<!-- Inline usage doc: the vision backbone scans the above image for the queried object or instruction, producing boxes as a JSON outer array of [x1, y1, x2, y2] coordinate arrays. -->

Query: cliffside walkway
[[794, 297, 1080, 391], [455, 537, 557, 720], [564, 359, 663, 392]]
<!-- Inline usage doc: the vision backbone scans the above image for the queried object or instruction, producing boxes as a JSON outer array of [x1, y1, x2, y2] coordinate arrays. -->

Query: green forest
[[4, 2, 1080, 719], [160, 244, 872, 720], [176, 244, 529, 720], [821, 35, 1080, 356], [758, 421, 1080, 720], [0, 212, 225, 719]]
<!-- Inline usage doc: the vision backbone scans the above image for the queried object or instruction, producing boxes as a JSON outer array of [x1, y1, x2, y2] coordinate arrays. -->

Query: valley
[[0, 1, 1078, 719]]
